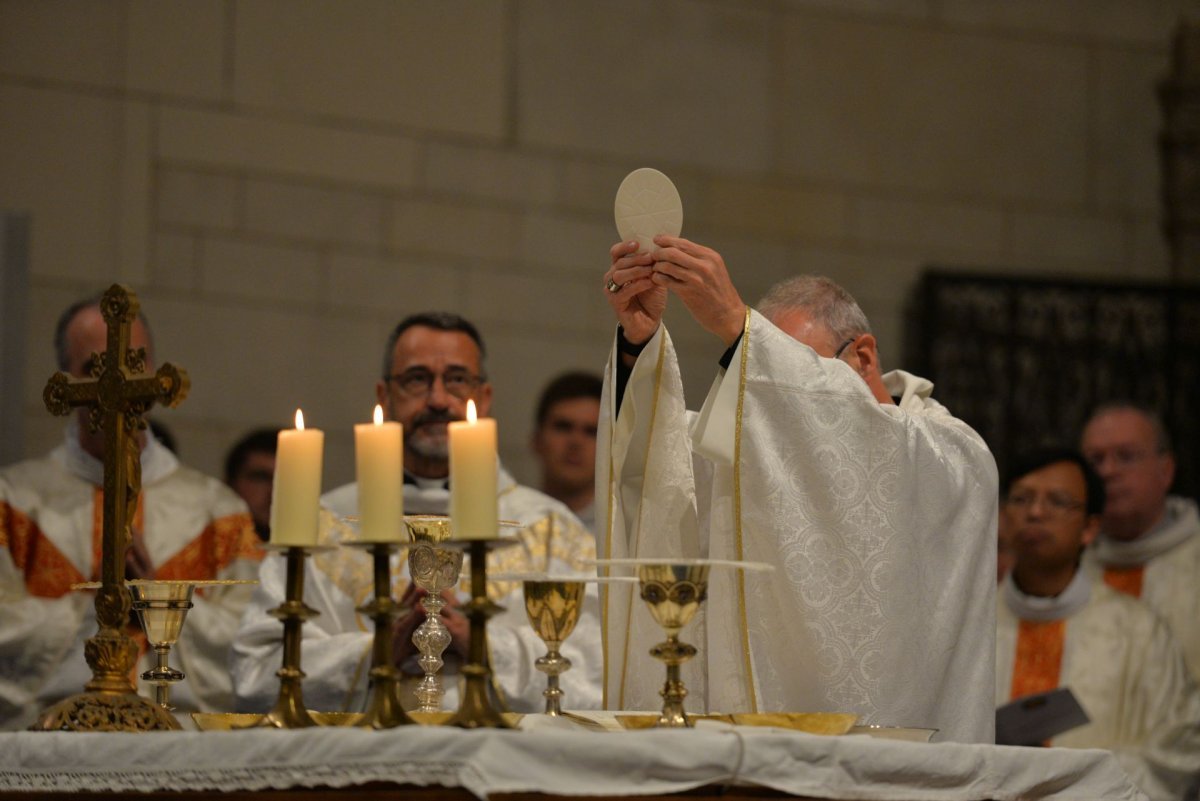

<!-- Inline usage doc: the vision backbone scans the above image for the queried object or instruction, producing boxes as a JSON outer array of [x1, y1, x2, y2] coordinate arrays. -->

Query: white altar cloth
[[0, 715, 1145, 800]]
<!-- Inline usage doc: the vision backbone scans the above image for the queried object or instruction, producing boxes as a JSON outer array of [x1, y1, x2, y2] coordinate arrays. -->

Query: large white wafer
[[614, 167, 683, 253]]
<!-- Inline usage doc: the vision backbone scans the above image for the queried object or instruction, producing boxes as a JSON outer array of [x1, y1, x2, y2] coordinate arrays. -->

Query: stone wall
[[0, 0, 1188, 489]]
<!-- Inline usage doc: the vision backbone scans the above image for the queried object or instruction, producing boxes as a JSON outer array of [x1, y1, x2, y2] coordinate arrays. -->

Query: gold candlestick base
[[248, 544, 331, 729], [345, 540, 416, 729], [441, 538, 521, 729]]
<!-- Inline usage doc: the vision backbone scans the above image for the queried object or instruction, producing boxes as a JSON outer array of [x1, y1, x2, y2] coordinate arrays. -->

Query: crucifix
[[34, 284, 190, 732]]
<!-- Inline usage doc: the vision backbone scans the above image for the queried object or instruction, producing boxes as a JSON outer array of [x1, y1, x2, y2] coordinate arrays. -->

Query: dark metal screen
[[910, 271, 1200, 498]]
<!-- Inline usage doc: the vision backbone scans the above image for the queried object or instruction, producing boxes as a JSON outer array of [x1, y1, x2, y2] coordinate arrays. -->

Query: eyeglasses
[[833, 337, 857, 360], [1083, 448, 1159, 471], [1004, 491, 1085, 518], [385, 369, 483, 400]]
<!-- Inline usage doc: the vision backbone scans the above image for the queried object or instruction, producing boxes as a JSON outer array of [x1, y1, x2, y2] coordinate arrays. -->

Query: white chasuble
[[1083, 496, 1200, 684], [597, 311, 999, 743], [231, 465, 603, 715], [0, 430, 262, 729], [997, 576, 1200, 801]]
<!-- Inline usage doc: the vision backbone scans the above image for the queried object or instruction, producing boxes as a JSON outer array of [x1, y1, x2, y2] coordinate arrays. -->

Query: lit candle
[[449, 399, 497, 540], [355, 404, 404, 541], [270, 409, 324, 546]]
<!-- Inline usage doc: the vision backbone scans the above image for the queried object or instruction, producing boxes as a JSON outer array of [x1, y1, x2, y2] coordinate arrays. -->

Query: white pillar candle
[[270, 409, 324, 546], [449, 400, 497, 540], [355, 404, 404, 541]]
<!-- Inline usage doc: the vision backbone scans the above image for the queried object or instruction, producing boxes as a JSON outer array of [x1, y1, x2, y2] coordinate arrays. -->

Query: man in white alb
[[0, 296, 262, 729], [1080, 404, 1200, 683], [996, 448, 1200, 801], [598, 236, 998, 742], [232, 313, 600, 714]]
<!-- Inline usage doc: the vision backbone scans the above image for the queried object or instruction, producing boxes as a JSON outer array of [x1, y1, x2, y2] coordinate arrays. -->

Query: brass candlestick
[[252, 544, 328, 729], [345, 540, 415, 729], [523, 580, 585, 716], [443, 538, 520, 729], [638, 562, 711, 728]]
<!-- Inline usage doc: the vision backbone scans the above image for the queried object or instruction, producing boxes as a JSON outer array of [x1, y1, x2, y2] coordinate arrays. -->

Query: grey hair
[[1085, 402, 1172, 454], [756, 275, 872, 342]]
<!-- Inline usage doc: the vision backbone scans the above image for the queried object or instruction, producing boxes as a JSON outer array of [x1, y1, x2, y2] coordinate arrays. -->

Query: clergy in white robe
[[231, 471, 601, 714], [232, 311, 601, 714], [1080, 401, 1200, 684], [0, 424, 262, 729], [598, 238, 998, 743], [996, 448, 1200, 801], [0, 296, 262, 730]]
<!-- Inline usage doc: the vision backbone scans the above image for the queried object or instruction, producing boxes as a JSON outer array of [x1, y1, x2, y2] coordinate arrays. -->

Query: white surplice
[[231, 465, 602, 714], [997, 572, 1200, 801], [1083, 496, 1200, 684], [598, 312, 998, 743], [0, 426, 262, 729]]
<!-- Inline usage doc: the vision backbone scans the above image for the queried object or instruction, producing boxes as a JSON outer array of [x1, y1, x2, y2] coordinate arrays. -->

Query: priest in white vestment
[[0, 299, 262, 730], [1080, 404, 1200, 683], [231, 313, 601, 714], [995, 449, 1200, 801], [598, 237, 998, 743]]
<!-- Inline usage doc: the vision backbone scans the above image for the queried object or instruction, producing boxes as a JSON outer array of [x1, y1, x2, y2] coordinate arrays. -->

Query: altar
[[0, 714, 1146, 800]]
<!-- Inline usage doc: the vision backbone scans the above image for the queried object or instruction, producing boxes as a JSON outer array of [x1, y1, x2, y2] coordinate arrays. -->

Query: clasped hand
[[603, 235, 746, 348], [391, 582, 469, 667]]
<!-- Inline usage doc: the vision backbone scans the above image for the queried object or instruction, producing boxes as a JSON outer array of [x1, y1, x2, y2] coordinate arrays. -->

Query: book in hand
[[995, 687, 1090, 746]]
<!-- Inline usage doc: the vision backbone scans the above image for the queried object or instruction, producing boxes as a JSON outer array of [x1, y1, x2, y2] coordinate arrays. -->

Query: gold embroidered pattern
[[732, 307, 757, 713]]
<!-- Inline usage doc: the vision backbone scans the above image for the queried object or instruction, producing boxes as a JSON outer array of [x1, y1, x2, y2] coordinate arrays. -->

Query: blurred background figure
[[1080, 403, 1200, 683], [224, 428, 280, 542], [532, 371, 602, 535], [997, 513, 1016, 584]]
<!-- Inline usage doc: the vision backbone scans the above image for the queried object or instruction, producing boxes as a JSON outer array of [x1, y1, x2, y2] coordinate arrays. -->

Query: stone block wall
[[0, 0, 1188, 489]]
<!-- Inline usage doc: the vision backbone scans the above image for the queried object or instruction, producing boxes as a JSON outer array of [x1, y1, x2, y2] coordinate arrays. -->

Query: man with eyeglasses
[[232, 313, 601, 714], [1079, 404, 1200, 683], [598, 236, 998, 743], [996, 449, 1200, 797]]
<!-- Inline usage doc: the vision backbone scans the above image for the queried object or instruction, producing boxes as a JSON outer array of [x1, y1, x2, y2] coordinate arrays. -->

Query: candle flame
[[295, 409, 305, 430], [466, 399, 477, 423], [373, 404, 384, 425]]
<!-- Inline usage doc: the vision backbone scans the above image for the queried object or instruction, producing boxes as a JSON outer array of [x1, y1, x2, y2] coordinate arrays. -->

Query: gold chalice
[[129, 580, 194, 711], [404, 515, 464, 714], [637, 562, 710, 728], [523, 580, 585, 716]]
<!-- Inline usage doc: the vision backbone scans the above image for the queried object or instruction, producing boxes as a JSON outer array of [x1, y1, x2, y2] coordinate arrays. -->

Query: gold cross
[[36, 284, 189, 730]]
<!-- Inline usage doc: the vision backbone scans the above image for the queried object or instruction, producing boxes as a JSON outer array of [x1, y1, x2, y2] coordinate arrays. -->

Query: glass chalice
[[129, 580, 195, 711]]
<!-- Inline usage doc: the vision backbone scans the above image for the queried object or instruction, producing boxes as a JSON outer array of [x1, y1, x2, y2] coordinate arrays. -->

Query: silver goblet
[[404, 515, 464, 714]]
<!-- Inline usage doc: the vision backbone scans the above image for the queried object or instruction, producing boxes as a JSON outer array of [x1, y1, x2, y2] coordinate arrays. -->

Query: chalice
[[129, 580, 194, 710], [636, 562, 711, 728], [522, 579, 585, 716], [404, 515, 464, 714]]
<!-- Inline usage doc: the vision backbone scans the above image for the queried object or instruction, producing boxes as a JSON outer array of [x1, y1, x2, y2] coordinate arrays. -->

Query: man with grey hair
[[597, 235, 998, 743], [1080, 403, 1200, 682]]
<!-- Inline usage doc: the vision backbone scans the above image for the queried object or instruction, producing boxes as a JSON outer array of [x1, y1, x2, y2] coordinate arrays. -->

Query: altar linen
[[0, 426, 262, 729], [1083, 496, 1200, 684], [231, 465, 602, 714], [997, 571, 1200, 801], [599, 313, 998, 743]]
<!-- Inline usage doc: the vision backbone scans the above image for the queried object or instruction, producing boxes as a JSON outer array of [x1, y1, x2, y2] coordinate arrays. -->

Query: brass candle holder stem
[[257, 545, 320, 729], [350, 541, 415, 728], [447, 539, 513, 729]]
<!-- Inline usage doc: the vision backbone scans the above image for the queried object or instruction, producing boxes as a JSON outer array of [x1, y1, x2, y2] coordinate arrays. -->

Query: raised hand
[[649, 235, 746, 346], [603, 241, 667, 346]]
